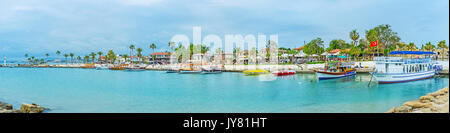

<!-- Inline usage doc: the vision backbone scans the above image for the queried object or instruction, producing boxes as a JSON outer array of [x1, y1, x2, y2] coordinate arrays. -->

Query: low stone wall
[[386, 87, 449, 113], [0, 102, 49, 113]]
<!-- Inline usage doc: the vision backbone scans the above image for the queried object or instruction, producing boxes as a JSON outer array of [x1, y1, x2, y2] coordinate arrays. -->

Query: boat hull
[[202, 70, 222, 74], [316, 70, 356, 80], [272, 70, 296, 76], [373, 70, 435, 84], [179, 71, 202, 74]]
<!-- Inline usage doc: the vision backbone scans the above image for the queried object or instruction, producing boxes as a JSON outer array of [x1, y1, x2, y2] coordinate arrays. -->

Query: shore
[[0, 102, 49, 113], [386, 87, 449, 113], [4, 61, 449, 75]]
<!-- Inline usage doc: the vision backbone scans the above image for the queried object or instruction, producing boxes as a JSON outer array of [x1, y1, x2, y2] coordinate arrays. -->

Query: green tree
[[97, 51, 103, 64], [107, 50, 116, 64], [437, 40, 448, 60], [365, 29, 379, 57], [136, 48, 143, 63], [350, 30, 360, 46], [63, 54, 68, 64], [45, 53, 49, 63], [69, 53, 74, 64], [56, 50, 61, 63], [90, 52, 96, 64], [303, 38, 325, 55], [129, 44, 135, 60]]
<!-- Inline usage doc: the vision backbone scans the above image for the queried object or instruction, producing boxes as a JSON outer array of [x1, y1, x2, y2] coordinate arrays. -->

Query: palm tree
[[407, 42, 417, 51], [31, 56, 35, 64], [129, 44, 135, 59], [437, 40, 447, 60], [136, 48, 143, 63], [45, 53, 49, 63], [200, 45, 210, 65], [84, 56, 90, 64], [69, 53, 74, 64], [56, 50, 61, 63], [350, 30, 360, 47], [96, 51, 103, 64], [90, 52, 96, 64], [150, 43, 156, 61], [77, 56, 81, 64], [63, 54, 69, 64]]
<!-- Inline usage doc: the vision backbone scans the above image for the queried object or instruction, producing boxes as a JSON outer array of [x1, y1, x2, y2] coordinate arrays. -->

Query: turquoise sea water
[[0, 68, 448, 113]]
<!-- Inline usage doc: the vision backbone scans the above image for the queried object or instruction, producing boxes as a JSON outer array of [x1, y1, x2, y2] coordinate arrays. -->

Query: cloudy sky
[[0, 0, 448, 58]]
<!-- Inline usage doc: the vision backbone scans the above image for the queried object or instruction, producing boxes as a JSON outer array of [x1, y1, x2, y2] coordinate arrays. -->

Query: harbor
[[1, 66, 448, 113]]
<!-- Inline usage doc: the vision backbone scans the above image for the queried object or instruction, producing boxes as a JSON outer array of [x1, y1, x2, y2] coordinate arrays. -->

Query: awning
[[389, 51, 435, 55]]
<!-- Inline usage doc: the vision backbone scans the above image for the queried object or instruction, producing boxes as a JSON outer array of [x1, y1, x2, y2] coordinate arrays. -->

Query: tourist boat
[[272, 70, 296, 76], [201, 66, 222, 74], [371, 51, 441, 84], [179, 70, 202, 74], [243, 70, 269, 75], [95, 64, 110, 70], [315, 61, 356, 80], [126, 65, 146, 71]]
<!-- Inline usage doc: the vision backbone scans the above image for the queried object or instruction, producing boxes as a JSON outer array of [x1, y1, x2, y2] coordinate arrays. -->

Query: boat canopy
[[389, 51, 435, 55]]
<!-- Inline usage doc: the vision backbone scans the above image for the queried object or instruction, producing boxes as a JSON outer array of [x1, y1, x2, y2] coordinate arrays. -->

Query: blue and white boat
[[372, 51, 441, 84]]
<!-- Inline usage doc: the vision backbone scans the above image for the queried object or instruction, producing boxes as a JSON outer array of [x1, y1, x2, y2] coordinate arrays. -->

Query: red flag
[[370, 41, 378, 47]]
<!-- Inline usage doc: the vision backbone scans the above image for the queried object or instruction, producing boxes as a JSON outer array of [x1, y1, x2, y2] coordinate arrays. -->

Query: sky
[[0, 0, 448, 59]]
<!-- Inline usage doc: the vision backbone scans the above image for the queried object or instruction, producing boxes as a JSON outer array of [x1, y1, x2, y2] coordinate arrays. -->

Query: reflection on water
[[0, 68, 448, 113]]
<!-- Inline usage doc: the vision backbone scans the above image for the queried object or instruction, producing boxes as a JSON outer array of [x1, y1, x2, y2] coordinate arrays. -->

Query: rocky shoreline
[[387, 87, 449, 113], [0, 102, 50, 113]]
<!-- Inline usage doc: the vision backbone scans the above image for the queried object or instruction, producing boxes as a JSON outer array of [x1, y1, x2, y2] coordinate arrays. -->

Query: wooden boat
[[315, 68, 356, 80], [272, 70, 296, 76], [109, 66, 125, 70], [372, 51, 439, 84], [315, 61, 356, 80], [243, 70, 269, 75], [81, 64, 95, 69]]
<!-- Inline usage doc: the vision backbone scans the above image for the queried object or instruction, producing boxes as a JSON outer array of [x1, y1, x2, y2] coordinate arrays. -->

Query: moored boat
[[202, 69, 222, 74], [272, 70, 296, 76], [372, 51, 440, 84], [243, 70, 269, 75], [179, 70, 202, 74], [315, 61, 356, 80]]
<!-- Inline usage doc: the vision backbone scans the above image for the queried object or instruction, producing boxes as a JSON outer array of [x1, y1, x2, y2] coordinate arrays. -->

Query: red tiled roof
[[293, 46, 304, 50], [329, 49, 340, 53], [150, 52, 169, 55]]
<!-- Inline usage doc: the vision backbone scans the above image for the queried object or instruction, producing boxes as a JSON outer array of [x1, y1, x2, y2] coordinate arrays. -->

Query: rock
[[403, 101, 432, 108], [394, 106, 412, 113], [19, 103, 48, 113], [420, 95, 434, 102]]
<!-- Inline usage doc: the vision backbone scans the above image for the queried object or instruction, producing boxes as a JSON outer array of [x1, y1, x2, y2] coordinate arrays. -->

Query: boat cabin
[[374, 51, 435, 74]]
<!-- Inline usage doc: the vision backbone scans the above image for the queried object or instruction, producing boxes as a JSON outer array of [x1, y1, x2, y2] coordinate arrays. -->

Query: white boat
[[372, 51, 439, 84], [95, 64, 110, 70]]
